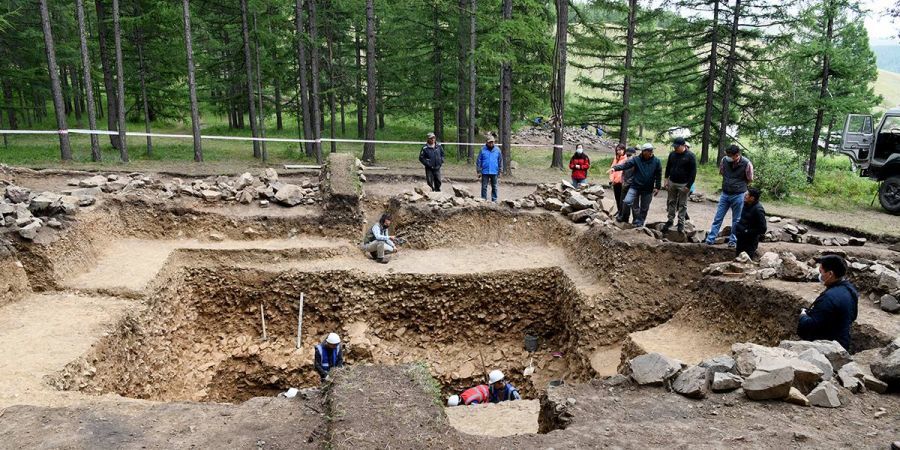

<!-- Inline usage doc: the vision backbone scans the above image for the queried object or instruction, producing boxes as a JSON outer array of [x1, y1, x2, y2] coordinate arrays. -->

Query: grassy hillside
[[875, 69, 900, 111]]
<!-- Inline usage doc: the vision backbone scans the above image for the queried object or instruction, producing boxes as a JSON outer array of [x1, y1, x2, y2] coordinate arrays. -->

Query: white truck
[[840, 107, 900, 214]]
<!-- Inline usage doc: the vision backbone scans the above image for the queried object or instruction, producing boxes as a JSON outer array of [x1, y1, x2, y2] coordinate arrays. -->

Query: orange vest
[[460, 384, 490, 405]]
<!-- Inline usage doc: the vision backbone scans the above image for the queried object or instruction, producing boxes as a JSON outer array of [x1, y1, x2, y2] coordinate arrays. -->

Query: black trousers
[[735, 233, 760, 258], [425, 167, 442, 192], [613, 182, 624, 215], [616, 183, 631, 222]]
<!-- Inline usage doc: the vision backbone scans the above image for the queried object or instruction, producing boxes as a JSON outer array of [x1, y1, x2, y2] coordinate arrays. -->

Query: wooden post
[[260, 303, 268, 341], [296, 292, 304, 349]]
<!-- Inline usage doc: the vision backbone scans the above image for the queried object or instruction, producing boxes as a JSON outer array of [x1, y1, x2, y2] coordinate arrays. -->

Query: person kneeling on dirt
[[798, 255, 858, 351], [363, 213, 397, 264], [733, 188, 767, 258], [314, 333, 344, 382], [488, 370, 521, 403], [447, 384, 490, 407]]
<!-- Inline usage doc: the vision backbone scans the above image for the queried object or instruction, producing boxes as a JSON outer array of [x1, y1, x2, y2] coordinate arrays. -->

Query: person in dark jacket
[[569, 144, 591, 187], [314, 332, 344, 382], [663, 137, 697, 233], [704, 144, 754, 247], [733, 188, 766, 258], [477, 137, 503, 201], [609, 143, 662, 227], [418, 132, 445, 192], [798, 255, 858, 351]]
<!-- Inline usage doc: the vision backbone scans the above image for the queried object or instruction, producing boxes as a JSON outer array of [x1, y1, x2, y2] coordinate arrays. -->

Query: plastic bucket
[[524, 334, 539, 352]]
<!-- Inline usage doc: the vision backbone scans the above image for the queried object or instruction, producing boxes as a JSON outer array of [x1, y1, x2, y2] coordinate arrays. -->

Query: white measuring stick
[[260, 303, 267, 341], [296, 292, 304, 349]]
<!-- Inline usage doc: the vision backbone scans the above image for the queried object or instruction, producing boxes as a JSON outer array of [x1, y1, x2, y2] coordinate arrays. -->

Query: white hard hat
[[488, 370, 505, 384], [447, 395, 460, 406], [641, 143, 654, 151], [326, 333, 341, 345]]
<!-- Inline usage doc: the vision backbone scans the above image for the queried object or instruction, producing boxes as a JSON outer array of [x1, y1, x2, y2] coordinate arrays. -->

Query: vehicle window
[[880, 116, 900, 134], [848, 115, 873, 134]]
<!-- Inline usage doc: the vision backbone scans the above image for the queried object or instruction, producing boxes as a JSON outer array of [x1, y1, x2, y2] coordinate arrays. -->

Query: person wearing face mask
[[477, 136, 503, 201], [608, 143, 662, 227], [569, 144, 591, 187], [609, 144, 628, 214], [798, 255, 858, 351], [704, 144, 754, 247]]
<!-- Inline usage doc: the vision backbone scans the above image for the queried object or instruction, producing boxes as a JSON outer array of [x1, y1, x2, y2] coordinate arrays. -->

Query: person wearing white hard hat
[[314, 332, 344, 382], [446, 384, 490, 407], [487, 369, 521, 403]]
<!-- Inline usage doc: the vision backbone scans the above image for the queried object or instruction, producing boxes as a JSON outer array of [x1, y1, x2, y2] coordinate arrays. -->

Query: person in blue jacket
[[477, 136, 503, 202], [798, 255, 858, 351], [314, 332, 344, 382], [487, 370, 520, 403]]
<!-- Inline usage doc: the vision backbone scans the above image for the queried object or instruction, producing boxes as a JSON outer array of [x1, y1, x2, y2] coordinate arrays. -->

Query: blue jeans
[[623, 187, 653, 227], [572, 177, 587, 187], [481, 174, 499, 201], [705, 192, 745, 244]]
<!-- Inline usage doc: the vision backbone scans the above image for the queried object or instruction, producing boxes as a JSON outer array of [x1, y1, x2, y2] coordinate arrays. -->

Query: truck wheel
[[879, 176, 900, 215]]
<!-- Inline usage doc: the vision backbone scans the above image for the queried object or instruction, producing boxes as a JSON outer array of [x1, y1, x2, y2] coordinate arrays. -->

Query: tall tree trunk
[[499, 0, 512, 176], [620, 0, 636, 145], [824, 115, 836, 154], [716, 0, 741, 162], [340, 92, 346, 135], [3, 81, 18, 129], [467, 0, 476, 164], [432, 5, 444, 142], [112, 0, 128, 161], [71, 66, 83, 125], [808, 2, 834, 183], [240, 0, 261, 158], [355, 26, 364, 139], [253, 12, 267, 161], [24, 91, 33, 127], [326, 26, 337, 153], [456, 0, 468, 160], [274, 73, 283, 131], [0, 109, 6, 147], [61, 65, 72, 116], [295, 0, 314, 157], [95, 0, 121, 150], [362, 0, 377, 163], [182, 0, 202, 161], [38, 0, 72, 160], [308, 0, 323, 160], [78, 0, 101, 160], [699, 0, 721, 165], [550, 0, 568, 170], [136, 18, 152, 156]]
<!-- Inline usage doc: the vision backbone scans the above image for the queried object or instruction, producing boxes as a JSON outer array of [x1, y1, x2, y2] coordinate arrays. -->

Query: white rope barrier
[[0, 128, 566, 148]]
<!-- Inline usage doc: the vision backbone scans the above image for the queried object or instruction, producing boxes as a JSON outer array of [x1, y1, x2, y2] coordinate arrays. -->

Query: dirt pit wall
[[51, 264, 588, 403]]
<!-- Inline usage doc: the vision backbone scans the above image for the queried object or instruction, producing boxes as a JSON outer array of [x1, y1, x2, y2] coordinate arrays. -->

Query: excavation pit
[[52, 264, 592, 403]]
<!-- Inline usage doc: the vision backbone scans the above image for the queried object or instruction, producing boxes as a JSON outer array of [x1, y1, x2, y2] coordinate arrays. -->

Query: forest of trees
[[0, 0, 893, 180]]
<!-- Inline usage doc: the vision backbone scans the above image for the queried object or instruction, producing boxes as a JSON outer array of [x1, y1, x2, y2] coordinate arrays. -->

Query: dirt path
[[0, 293, 136, 408], [445, 399, 540, 437], [63, 237, 351, 293]]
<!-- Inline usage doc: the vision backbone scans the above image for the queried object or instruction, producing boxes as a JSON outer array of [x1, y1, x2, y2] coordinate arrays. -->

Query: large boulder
[[544, 198, 565, 211], [5, 185, 31, 203], [836, 362, 866, 393], [797, 348, 834, 381], [755, 356, 823, 393], [28, 192, 63, 213], [880, 294, 900, 314], [732, 342, 797, 376], [234, 172, 255, 190], [699, 355, 736, 375], [807, 381, 841, 408], [778, 253, 815, 281], [274, 184, 305, 206], [262, 168, 278, 183], [742, 367, 795, 401], [672, 365, 709, 399], [17, 219, 42, 240], [451, 185, 473, 198], [758, 252, 782, 269], [779, 340, 851, 370], [566, 192, 594, 211], [870, 347, 900, 389], [628, 353, 682, 386]]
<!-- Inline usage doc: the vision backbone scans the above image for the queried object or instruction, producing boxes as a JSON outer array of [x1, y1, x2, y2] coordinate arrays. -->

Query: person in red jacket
[[569, 144, 591, 187], [447, 384, 491, 406]]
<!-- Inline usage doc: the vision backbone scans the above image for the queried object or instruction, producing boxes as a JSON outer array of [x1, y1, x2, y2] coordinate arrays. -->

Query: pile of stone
[[625, 339, 894, 407], [398, 184, 485, 210], [0, 183, 95, 241], [511, 126, 617, 149], [67, 169, 319, 208], [519, 181, 616, 225], [702, 250, 900, 314], [355, 158, 367, 183], [763, 221, 866, 247]]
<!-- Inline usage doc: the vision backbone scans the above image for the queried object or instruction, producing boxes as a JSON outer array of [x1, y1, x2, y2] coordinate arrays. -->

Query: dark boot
[[662, 220, 673, 233]]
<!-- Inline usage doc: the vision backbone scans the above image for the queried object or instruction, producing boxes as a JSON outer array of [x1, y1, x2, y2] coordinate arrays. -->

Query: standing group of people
[[418, 132, 503, 202]]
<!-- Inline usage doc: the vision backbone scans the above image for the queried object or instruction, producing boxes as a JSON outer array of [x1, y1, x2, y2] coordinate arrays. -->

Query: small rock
[[699, 355, 736, 375], [17, 219, 42, 240], [880, 294, 900, 314], [672, 365, 709, 399], [208, 232, 225, 242], [784, 387, 809, 406], [628, 353, 682, 386], [862, 374, 888, 394], [759, 252, 782, 269], [46, 218, 62, 228], [779, 340, 851, 370], [79, 175, 108, 188], [566, 192, 594, 211], [847, 237, 866, 246], [742, 367, 794, 400], [807, 381, 841, 408], [263, 168, 278, 182], [200, 190, 222, 202], [837, 362, 866, 393], [797, 348, 834, 381], [711, 372, 743, 392], [259, 200, 270, 208], [5, 185, 31, 203]]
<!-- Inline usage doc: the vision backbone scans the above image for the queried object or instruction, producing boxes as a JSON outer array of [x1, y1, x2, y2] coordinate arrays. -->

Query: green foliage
[[407, 362, 442, 406], [745, 147, 807, 199]]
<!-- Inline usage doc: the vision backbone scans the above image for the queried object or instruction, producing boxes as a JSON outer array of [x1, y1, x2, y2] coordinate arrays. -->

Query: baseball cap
[[673, 137, 686, 147], [426, 132, 436, 139], [641, 143, 654, 151], [625, 146, 637, 155]]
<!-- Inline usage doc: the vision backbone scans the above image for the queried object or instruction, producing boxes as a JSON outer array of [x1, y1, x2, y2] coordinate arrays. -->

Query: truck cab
[[840, 107, 900, 214]]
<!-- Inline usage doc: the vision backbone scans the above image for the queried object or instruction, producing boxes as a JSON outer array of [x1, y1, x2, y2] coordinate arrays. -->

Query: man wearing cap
[[419, 132, 445, 192], [477, 137, 503, 202], [314, 332, 344, 382], [704, 144, 754, 247], [487, 369, 521, 403], [608, 143, 662, 227], [663, 137, 696, 233], [798, 255, 858, 350]]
